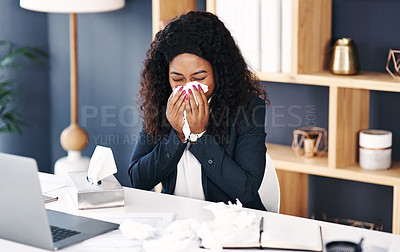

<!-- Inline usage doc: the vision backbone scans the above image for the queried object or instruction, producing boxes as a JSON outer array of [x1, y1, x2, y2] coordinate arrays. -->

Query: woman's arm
[[128, 128, 186, 190], [129, 86, 188, 190], [189, 99, 266, 205]]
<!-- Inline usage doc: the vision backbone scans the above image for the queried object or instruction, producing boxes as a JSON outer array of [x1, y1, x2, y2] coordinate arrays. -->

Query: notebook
[[206, 216, 323, 251], [0, 152, 119, 250]]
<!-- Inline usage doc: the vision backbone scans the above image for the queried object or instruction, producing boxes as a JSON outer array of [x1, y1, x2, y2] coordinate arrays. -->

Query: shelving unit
[[153, 0, 400, 234], [267, 143, 400, 187], [256, 71, 400, 92]]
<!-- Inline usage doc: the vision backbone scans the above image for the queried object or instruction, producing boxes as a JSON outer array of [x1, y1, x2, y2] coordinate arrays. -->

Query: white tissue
[[172, 81, 209, 105], [143, 234, 197, 252], [119, 200, 252, 252], [172, 81, 209, 141], [120, 220, 159, 241], [199, 199, 257, 250], [204, 200, 256, 229], [143, 219, 201, 252], [87, 145, 117, 185], [164, 218, 201, 240]]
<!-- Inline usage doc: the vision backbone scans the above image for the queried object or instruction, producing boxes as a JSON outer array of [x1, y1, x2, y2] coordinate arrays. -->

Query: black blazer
[[128, 96, 267, 211]]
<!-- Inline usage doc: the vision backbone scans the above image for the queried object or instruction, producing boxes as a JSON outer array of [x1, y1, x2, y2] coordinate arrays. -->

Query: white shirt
[[174, 142, 205, 200], [174, 91, 211, 200]]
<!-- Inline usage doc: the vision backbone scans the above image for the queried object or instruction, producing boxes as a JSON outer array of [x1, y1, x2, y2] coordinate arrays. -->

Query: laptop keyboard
[[50, 225, 81, 243]]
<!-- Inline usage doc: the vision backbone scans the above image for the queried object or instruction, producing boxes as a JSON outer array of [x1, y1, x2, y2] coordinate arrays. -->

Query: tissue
[[66, 145, 124, 209], [143, 219, 202, 252], [87, 145, 117, 185], [172, 81, 209, 105], [120, 220, 159, 241], [172, 81, 209, 141], [199, 199, 257, 250], [204, 200, 256, 229], [119, 199, 254, 252]]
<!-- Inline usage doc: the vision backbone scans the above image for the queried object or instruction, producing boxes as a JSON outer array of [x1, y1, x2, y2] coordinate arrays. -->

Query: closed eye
[[193, 76, 206, 81]]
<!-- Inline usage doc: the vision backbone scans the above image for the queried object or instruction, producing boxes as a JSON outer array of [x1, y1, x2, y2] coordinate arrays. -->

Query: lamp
[[20, 0, 125, 177]]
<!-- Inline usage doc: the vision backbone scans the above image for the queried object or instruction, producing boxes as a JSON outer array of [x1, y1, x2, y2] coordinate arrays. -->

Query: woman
[[128, 11, 269, 211]]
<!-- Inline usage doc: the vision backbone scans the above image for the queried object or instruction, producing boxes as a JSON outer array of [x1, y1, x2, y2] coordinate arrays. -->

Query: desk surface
[[1, 173, 400, 251]]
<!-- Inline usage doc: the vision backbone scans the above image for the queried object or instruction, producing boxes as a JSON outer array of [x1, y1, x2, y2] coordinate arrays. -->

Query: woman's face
[[169, 53, 215, 99]]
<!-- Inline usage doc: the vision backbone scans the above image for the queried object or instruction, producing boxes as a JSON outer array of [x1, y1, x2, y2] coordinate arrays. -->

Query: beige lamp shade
[[20, 0, 125, 13]]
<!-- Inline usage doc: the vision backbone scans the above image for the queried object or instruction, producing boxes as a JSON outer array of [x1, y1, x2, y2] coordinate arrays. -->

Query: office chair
[[258, 152, 281, 213]]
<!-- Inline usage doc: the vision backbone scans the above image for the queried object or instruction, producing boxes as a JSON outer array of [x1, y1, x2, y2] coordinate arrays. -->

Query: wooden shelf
[[257, 71, 400, 93], [267, 143, 400, 187], [266, 142, 329, 170]]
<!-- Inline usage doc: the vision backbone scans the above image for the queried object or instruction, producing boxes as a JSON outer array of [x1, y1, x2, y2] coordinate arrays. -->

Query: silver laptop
[[0, 152, 119, 250]]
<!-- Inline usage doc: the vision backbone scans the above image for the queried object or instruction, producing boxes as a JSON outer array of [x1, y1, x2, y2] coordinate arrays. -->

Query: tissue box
[[67, 171, 124, 210]]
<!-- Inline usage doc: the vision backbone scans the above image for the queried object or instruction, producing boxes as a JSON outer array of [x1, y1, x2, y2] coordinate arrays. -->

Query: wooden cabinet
[[152, 0, 400, 234]]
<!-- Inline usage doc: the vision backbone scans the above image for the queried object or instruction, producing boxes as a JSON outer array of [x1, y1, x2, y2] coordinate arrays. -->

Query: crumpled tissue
[[172, 81, 209, 141], [119, 220, 159, 241], [143, 219, 201, 252], [119, 199, 256, 252], [87, 145, 117, 185], [198, 199, 257, 251]]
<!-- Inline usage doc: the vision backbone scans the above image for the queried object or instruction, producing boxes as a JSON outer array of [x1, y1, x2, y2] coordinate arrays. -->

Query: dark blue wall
[[0, 0, 50, 171], [48, 0, 151, 187]]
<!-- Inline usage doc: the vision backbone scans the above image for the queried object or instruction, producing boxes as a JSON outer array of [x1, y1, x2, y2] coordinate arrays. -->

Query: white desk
[[1, 173, 400, 251]]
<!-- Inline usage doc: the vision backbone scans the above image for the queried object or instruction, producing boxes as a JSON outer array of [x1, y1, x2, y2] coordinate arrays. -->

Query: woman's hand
[[185, 84, 209, 134], [166, 86, 186, 142]]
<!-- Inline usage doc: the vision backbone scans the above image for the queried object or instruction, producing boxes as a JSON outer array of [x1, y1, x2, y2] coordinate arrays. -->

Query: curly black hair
[[139, 11, 268, 146]]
